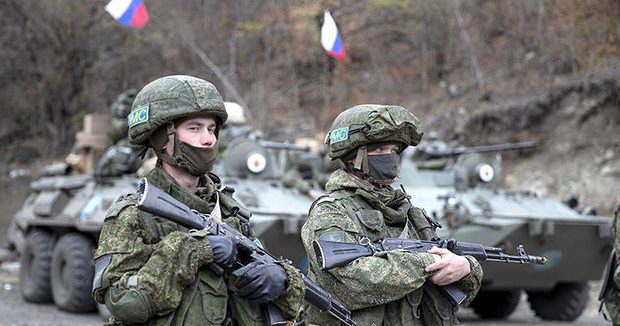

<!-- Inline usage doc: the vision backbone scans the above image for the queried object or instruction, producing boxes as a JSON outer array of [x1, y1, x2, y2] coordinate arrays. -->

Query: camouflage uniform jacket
[[301, 169, 482, 326], [602, 204, 620, 324], [93, 165, 304, 325]]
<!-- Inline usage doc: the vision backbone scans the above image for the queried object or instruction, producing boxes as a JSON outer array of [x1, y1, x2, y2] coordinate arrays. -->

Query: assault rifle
[[313, 237, 547, 306], [136, 178, 358, 326]]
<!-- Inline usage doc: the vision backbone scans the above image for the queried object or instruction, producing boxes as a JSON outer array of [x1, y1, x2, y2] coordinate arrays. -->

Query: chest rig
[[314, 189, 438, 242]]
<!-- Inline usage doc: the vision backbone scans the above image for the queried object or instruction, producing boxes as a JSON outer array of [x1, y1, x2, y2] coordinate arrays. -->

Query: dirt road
[[0, 261, 610, 326]]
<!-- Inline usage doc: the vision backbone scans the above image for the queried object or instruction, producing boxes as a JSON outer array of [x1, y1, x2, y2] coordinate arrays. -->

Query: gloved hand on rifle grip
[[207, 235, 237, 270], [230, 261, 287, 304]]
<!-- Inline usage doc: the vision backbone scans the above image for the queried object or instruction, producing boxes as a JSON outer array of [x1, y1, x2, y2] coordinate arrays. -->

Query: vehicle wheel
[[470, 289, 521, 319], [51, 233, 97, 312], [526, 282, 589, 321], [20, 229, 54, 303]]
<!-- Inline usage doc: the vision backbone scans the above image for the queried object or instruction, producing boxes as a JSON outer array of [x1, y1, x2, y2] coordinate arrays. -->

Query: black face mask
[[367, 153, 400, 184]]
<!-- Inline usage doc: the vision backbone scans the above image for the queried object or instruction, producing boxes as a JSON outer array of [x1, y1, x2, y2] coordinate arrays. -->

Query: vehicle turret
[[412, 139, 536, 190]]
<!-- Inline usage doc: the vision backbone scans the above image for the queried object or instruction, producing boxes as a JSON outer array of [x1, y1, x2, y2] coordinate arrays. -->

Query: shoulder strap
[[407, 206, 437, 240], [105, 193, 139, 220], [309, 189, 362, 214], [216, 189, 252, 237]]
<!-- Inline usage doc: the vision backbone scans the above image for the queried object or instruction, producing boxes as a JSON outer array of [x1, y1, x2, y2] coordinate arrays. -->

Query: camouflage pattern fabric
[[301, 169, 482, 325], [603, 204, 620, 324], [93, 165, 303, 325]]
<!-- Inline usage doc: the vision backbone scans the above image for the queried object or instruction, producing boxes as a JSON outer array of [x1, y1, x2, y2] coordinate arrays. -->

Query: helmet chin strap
[[166, 123, 177, 156], [353, 146, 369, 174], [151, 123, 180, 168]]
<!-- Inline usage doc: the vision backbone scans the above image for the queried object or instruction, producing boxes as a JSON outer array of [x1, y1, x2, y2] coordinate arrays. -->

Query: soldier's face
[[175, 115, 217, 149], [367, 143, 400, 156]]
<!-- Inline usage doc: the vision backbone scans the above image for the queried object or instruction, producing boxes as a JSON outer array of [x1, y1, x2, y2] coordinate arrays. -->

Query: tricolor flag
[[105, 0, 149, 29], [321, 10, 347, 63]]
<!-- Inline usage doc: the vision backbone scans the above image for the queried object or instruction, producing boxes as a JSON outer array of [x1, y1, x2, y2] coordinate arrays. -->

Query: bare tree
[[451, 0, 485, 95]]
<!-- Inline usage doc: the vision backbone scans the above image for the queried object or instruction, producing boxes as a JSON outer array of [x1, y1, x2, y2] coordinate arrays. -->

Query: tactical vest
[[99, 190, 262, 325], [307, 189, 456, 326]]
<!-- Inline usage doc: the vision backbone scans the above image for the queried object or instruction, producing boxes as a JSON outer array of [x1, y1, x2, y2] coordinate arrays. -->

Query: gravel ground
[[0, 261, 611, 326]]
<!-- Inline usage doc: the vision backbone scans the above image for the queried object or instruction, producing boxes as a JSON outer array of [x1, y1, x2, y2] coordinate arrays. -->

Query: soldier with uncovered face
[[301, 104, 483, 325], [92, 75, 304, 325]]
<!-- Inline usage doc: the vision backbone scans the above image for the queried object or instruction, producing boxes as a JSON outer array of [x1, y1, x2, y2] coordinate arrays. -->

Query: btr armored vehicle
[[7, 135, 314, 314], [396, 138, 612, 321]]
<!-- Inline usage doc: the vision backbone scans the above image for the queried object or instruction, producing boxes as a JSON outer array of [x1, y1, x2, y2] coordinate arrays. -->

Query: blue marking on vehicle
[[81, 193, 102, 221], [532, 249, 562, 271]]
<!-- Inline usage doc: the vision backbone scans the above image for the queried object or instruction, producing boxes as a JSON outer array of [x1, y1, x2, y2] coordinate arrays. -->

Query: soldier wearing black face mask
[[301, 104, 482, 326]]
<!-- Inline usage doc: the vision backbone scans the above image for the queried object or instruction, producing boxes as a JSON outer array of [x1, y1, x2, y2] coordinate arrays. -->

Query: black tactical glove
[[231, 261, 287, 304], [207, 235, 237, 270]]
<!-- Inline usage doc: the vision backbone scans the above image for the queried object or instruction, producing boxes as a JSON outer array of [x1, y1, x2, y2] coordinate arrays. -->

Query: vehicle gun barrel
[[448, 141, 537, 156], [259, 140, 310, 151]]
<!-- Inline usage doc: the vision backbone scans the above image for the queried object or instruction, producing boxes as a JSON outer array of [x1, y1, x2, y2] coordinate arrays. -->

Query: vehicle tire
[[526, 282, 589, 321], [469, 289, 521, 319], [20, 229, 54, 303], [51, 233, 97, 312]]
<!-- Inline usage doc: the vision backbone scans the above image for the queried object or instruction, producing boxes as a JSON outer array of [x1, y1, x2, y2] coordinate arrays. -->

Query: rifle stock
[[136, 178, 359, 326]]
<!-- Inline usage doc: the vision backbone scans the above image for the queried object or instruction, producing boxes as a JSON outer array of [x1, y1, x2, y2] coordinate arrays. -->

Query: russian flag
[[105, 0, 149, 29], [321, 10, 347, 63]]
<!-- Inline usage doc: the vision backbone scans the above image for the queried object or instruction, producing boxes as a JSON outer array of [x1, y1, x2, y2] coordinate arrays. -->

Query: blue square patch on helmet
[[330, 127, 349, 144], [128, 106, 149, 127]]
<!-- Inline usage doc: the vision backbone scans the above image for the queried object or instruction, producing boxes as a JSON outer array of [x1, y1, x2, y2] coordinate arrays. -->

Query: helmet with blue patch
[[326, 104, 423, 160], [127, 75, 228, 146]]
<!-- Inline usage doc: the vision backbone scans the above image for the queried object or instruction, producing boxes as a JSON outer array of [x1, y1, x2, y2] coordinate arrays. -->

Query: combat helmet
[[326, 104, 423, 161], [111, 89, 138, 119], [128, 75, 228, 146]]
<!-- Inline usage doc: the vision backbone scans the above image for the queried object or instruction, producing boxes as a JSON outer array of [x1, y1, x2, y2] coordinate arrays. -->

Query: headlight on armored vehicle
[[247, 152, 267, 174], [477, 163, 494, 182]]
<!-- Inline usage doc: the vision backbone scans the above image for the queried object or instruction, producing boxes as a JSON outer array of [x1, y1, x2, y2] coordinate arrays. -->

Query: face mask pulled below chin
[[367, 153, 400, 184], [176, 141, 218, 176]]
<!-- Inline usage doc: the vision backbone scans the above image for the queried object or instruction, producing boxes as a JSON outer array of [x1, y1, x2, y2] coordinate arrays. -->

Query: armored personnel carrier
[[8, 98, 318, 313], [8, 166, 139, 313], [396, 137, 613, 321], [214, 136, 315, 268], [6, 134, 314, 314]]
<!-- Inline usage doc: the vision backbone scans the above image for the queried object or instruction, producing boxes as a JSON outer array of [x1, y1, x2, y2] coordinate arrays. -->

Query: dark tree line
[[0, 0, 618, 166]]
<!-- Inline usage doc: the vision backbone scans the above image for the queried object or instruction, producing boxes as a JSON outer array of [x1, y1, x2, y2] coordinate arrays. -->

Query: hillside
[[424, 69, 620, 215], [0, 1, 619, 215]]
